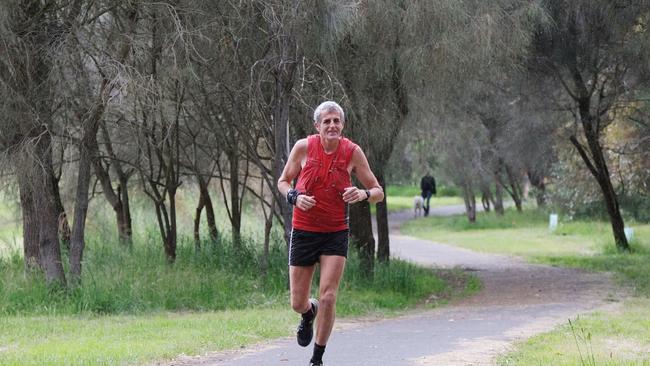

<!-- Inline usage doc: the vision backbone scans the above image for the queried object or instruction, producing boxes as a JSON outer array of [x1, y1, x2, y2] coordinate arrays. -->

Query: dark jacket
[[420, 175, 436, 194]]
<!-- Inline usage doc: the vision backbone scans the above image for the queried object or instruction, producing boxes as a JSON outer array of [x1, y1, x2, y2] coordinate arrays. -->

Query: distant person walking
[[420, 172, 436, 216], [277, 101, 384, 366]]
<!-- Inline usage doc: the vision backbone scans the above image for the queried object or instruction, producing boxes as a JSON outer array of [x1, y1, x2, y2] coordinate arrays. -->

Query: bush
[[0, 230, 458, 316]]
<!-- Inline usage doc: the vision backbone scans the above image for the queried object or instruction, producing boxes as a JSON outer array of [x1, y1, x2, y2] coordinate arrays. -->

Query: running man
[[278, 101, 384, 366]]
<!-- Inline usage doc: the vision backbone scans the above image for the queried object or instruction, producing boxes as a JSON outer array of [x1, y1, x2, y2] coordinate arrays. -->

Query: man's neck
[[320, 137, 340, 154]]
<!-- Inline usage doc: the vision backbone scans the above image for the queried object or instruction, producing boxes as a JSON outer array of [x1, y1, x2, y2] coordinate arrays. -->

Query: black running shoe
[[297, 298, 318, 347], [309, 361, 323, 366]]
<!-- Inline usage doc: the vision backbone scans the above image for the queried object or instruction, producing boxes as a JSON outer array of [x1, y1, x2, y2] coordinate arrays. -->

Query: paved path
[[170, 206, 624, 366]]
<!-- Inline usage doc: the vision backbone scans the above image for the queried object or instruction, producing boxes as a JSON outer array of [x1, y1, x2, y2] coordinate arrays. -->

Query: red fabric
[[292, 135, 358, 232]]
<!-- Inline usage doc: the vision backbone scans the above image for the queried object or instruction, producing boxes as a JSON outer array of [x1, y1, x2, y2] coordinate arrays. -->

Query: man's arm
[[343, 146, 384, 204], [277, 139, 316, 211]]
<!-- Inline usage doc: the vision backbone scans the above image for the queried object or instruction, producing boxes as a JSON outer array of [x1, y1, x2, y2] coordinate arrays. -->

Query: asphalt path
[[169, 205, 624, 366]]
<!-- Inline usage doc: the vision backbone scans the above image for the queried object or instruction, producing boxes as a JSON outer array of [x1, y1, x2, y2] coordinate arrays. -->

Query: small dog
[[413, 195, 424, 218]]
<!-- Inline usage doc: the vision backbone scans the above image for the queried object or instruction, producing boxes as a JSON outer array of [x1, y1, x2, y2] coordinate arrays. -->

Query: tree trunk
[[527, 170, 547, 207], [481, 190, 492, 212], [92, 148, 132, 246], [117, 180, 133, 246], [462, 184, 477, 223], [261, 202, 274, 278], [193, 193, 205, 252], [505, 165, 523, 212], [199, 177, 218, 242], [51, 172, 68, 252], [229, 150, 242, 248], [493, 175, 504, 215], [271, 62, 296, 253], [376, 174, 390, 263], [349, 201, 375, 277], [33, 134, 67, 285], [70, 100, 105, 282], [571, 110, 629, 250], [18, 171, 40, 271], [193, 176, 218, 251], [156, 193, 177, 263]]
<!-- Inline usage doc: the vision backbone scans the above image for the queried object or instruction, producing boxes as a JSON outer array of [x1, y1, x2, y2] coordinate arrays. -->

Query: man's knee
[[319, 290, 337, 309], [290, 293, 311, 313]]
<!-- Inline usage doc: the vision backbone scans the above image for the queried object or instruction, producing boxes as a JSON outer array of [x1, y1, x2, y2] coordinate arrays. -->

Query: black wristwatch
[[286, 188, 301, 206], [363, 189, 371, 201]]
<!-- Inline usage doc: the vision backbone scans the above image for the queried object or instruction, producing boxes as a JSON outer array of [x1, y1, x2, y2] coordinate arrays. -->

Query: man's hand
[[342, 186, 368, 203], [296, 195, 316, 211]]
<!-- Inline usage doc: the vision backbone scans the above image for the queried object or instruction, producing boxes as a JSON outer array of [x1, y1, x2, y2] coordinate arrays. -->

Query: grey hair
[[313, 101, 345, 123]]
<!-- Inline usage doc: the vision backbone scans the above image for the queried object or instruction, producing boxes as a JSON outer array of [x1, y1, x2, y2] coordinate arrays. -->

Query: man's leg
[[314, 255, 346, 345], [290, 264, 317, 314], [424, 190, 432, 216]]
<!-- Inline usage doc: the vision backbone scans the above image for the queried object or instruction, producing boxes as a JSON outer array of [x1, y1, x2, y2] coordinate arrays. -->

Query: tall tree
[[0, 0, 86, 284], [530, 0, 650, 250], [64, 2, 137, 282]]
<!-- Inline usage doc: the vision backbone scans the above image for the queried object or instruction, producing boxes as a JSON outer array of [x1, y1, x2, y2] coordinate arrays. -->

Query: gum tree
[[530, 0, 650, 250]]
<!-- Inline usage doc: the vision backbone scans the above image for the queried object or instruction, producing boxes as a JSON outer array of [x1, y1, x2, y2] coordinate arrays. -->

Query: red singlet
[[292, 135, 358, 232]]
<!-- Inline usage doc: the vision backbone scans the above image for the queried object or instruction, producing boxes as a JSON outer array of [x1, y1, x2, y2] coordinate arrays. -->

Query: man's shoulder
[[294, 138, 309, 148], [340, 135, 356, 145], [291, 138, 309, 156]]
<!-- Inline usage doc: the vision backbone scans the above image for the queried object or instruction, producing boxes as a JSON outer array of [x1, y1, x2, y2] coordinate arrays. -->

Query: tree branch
[[569, 135, 599, 177]]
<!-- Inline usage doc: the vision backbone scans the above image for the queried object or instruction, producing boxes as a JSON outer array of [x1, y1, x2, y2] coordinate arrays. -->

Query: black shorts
[[289, 229, 349, 266]]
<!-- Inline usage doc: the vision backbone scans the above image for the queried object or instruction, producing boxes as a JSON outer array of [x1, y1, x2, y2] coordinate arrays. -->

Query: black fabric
[[420, 174, 436, 194], [289, 229, 349, 266]]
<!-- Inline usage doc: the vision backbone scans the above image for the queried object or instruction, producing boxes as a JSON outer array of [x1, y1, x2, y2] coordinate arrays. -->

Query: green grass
[[0, 263, 479, 366], [401, 209, 607, 257], [0, 218, 478, 365], [401, 209, 650, 296], [402, 208, 650, 365], [0, 244, 477, 365], [498, 299, 650, 365], [0, 309, 295, 366], [0, 185, 468, 366], [384, 195, 465, 213]]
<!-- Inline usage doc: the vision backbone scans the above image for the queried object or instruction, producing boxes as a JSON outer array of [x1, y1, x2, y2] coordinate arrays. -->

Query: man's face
[[315, 110, 344, 142]]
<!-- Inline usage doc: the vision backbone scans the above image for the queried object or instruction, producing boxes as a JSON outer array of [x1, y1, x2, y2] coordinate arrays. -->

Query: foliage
[[0, 226, 468, 315], [549, 119, 650, 223]]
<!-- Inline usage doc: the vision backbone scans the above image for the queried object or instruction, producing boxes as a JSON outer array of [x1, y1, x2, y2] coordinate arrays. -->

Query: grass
[[0, 243, 477, 365], [402, 207, 650, 365], [0, 198, 478, 366], [401, 209, 650, 296], [401, 209, 607, 257], [498, 299, 650, 365], [0, 228, 473, 316], [383, 195, 464, 213], [0, 309, 295, 366], [0, 185, 469, 365]]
